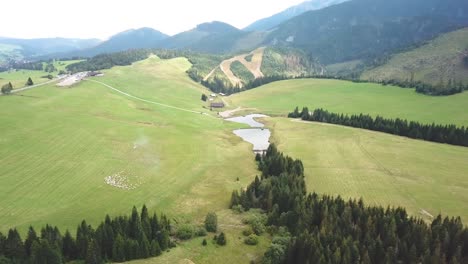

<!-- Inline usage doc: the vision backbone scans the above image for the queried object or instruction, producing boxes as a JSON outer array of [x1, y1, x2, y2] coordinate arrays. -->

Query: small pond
[[226, 114, 271, 153], [225, 114, 268, 128]]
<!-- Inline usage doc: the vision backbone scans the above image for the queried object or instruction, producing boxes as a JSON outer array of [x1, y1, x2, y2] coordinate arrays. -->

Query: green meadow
[[0, 56, 267, 263], [2, 56, 468, 263], [265, 117, 468, 223], [0, 60, 81, 89], [228, 78, 468, 126]]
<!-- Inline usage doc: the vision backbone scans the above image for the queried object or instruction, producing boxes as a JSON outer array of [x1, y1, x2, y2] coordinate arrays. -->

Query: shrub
[[176, 225, 194, 240], [1, 82, 13, 94], [250, 219, 266, 235], [216, 232, 226, 246], [196, 227, 207, 237], [244, 234, 259, 245], [242, 228, 253, 237], [204, 212, 218, 232], [202, 239, 207, 246]]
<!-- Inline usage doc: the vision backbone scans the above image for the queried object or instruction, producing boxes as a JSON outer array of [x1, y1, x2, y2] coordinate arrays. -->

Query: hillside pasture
[[266, 117, 468, 223], [0, 56, 260, 239], [227, 78, 468, 126]]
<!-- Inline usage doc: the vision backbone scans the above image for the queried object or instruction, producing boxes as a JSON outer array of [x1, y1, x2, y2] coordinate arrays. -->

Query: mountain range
[[2, 0, 468, 81], [243, 0, 349, 31]]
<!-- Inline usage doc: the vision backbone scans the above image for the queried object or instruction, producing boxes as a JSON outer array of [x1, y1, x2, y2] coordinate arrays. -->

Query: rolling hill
[[77, 27, 168, 57], [160, 21, 264, 54], [227, 78, 468, 126], [361, 27, 468, 86], [52, 28, 168, 58], [0, 37, 100, 62], [244, 0, 349, 32], [265, 0, 468, 65]]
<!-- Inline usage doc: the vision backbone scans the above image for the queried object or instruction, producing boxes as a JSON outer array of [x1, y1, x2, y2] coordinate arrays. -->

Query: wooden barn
[[210, 102, 225, 108]]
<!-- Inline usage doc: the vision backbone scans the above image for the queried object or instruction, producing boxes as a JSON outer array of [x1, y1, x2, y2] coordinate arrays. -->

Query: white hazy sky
[[0, 0, 306, 40]]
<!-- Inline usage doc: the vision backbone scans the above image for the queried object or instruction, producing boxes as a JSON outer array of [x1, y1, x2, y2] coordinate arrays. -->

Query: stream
[[225, 114, 271, 154]]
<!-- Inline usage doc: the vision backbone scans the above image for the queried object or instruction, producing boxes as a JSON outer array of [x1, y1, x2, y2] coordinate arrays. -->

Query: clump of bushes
[[176, 224, 194, 240], [204, 212, 218, 232], [244, 234, 259, 245]]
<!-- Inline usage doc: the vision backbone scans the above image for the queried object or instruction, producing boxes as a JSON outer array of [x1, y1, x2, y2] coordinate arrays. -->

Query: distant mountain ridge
[[159, 21, 262, 54], [244, 0, 349, 31], [0, 37, 100, 61], [68, 27, 168, 57], [266, 0, 468, 64]]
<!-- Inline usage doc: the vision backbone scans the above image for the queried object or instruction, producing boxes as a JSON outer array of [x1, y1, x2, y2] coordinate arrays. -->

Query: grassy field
[[0, 60, 81, 89], [0, 56, 266, 263], [227, 78, 468, 126], [361, 28, 468, 85], [126, 209, 270, 264], [0, 69, 51, 89], [265, 117, 468, 223]]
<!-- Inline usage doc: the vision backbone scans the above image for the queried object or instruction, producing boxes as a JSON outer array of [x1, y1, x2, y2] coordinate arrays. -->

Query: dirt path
[[207, 47, 266, 87], [86, 79, 217, 119], [1, 76, 65, 96], [203, 67, 218, 82]]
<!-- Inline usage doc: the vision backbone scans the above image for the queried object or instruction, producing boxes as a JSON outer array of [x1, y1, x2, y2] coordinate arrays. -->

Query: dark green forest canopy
[[0, 206, 172, 263], [231, 144, 468, 264], [288, 107, 468, 147]]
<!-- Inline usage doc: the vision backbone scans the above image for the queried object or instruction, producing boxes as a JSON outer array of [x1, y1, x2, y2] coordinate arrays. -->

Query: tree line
[[199, 75, 291, 96], [0, 205, 173, 263], [200, 71, 468, 97], [230, 144, 468, 263], [66, 49, 153, 73], [288, 107, 468, 147]]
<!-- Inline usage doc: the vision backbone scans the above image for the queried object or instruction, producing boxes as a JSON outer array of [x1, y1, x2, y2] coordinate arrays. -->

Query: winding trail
[[85, 79, 216, 118], [1, 77, 65, 95]]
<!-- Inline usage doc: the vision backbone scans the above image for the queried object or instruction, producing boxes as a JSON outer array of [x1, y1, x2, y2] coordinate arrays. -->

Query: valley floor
[[1, 57, 468, 263]]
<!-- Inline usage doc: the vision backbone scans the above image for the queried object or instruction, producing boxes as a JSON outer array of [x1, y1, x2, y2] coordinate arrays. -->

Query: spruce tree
[[85, 239, 102, 264], [25, 226, 38, 257], [216, 232, 226, 246], [112, 235, 125, 262], [204, 212, 218, 232], [4, 229, 25, 260], [26, 77, 34, 86]]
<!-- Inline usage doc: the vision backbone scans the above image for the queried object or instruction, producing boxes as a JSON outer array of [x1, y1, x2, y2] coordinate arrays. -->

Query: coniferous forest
[[0, 206, 172, 263], [231, 144, 468, 264], [288, 107, 468, 147]]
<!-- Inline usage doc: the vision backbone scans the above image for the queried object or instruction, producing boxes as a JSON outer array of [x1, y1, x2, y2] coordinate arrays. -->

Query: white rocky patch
[[105, 171, 140, 190]]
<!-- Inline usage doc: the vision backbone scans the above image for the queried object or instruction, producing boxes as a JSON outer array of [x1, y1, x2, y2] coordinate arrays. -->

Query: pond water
[[226, 114, 271, 153], [233, 129, 271, 152], [225, 114, 268, 128]]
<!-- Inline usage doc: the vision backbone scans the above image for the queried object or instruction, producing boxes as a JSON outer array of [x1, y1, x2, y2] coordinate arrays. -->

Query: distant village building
[[210, 102, 225, 108], [210, 93, 217, 97], [219, 93, 226, 96]]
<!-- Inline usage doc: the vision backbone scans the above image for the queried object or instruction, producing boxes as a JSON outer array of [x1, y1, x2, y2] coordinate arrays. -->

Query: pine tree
[[85, 239, 102, 264], [141, 205, 152, 240], [112, 235, 125, 262], [204, 212, 218, 232], [31, 240, 63, 264], [62, 230, 77, 261], [25, 226, 38, 257], [4, 228, 25, 260], [26, 77, 34, 86], [139, 234, 150, 259], [216, 232, 226, 246], [150, 240, 161, 256]]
